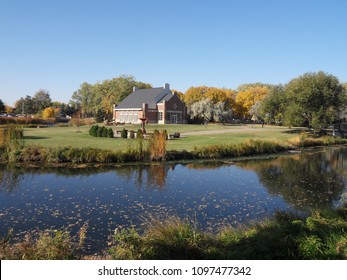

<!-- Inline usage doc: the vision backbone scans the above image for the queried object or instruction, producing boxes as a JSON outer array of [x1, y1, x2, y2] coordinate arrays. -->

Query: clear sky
[[1, 0, 346, 106]]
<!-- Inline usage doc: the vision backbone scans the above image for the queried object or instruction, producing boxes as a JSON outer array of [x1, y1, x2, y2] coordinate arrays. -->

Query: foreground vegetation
[[1, 206, 346, 260]]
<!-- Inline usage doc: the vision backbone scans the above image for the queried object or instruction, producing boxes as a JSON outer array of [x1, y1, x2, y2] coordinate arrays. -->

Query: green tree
[[70, 82, 96, 118], [69, 75, 151, 119], [33, 89, 52, 112], [257, 85, 286, 124], [284, 71, 347, 131], [14, 95, 35, 115], [0, 99, 5, 113]]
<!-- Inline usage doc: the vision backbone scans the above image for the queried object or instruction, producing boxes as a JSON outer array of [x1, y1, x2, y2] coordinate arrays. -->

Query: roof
[[157, 93, 173, 103], [116, 87, 173, 109]]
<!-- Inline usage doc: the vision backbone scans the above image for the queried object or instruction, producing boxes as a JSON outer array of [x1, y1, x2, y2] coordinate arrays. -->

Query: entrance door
[[171, 114, 177, 124]]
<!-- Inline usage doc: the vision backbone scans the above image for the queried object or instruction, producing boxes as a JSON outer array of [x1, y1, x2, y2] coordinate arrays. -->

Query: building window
[[133, 112, 138, 122], [158, 112, 163, 121], [166, 112, 171, 120]]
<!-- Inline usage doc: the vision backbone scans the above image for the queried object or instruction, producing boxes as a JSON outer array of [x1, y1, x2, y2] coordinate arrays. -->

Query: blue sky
[[1, 0, 346, 106]]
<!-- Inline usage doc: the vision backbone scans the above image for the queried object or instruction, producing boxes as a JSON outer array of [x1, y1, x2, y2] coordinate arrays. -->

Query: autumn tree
[[5, 105, 14, 114], [42, 107, 55, 119], [235, 84, 270, 118], [184, 86, 235, 108], [172, 89, 184, 101]]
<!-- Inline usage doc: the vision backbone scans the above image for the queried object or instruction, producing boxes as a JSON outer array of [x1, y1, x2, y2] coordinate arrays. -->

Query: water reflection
[[0, 146, 347, 253], [237, 147, 346, 210], [115, 164, 173, 190], [0, 167, 23, 194]]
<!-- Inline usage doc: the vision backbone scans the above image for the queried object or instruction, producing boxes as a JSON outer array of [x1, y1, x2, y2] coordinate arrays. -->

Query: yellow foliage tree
[[235, 86, 269, 118], [42, 107, 55, 119], [5, 105, 14, 114], [184, 86, 235, 109]]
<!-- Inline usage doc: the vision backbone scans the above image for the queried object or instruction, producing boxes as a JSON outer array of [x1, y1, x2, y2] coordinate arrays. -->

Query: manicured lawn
[[23, 124, 303, 152]]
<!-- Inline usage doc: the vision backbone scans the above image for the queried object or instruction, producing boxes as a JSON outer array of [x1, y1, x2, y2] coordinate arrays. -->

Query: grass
[[2, 206, 346, 260], [22, 124, 301, 152], [108, 205, 347, 260]]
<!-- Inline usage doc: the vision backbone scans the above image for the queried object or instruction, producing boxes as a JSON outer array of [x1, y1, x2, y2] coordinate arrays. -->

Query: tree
[[184, 86, 235, 108], [0, 99, 5, 113], [257, 85, 286, 124], [235, 85, 270, 118], [69, 75, 151, 119], [213, 101, 233, 124], [284, 71, 347, 131], [33, 89, 52, 112], [5, 105, 14, 114], [14, 95, 35, 115], [188, 99, 232, 124], [52, 101, 76, 117], [188, 99, 214, 123], [70, 82, 96, 118], [42, 107, 55, 119]]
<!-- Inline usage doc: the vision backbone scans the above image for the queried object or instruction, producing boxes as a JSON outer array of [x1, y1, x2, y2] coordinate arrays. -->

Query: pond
[[1, 146, 347, 253]]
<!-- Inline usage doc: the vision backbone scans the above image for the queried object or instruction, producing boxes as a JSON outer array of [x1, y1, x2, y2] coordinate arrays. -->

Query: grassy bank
[[1, 206, 346, 260], [22, 124, 299, 152], [2, 135, 346, 165]]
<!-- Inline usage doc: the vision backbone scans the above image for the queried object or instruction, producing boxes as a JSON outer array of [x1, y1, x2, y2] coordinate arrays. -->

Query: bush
[[129, 130, 135, 139], [89, 125, 114, 138], [102, 127, 108, 138], [137, 129, 143, 139], [121, 128, 128, 139], [89, 125, 98, 137], [107, 128, 114, 138]]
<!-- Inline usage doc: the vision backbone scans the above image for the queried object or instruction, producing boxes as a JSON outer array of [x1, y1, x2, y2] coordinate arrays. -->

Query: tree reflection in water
[[237, 147, 347, 210], [0, 167, 23, 194]]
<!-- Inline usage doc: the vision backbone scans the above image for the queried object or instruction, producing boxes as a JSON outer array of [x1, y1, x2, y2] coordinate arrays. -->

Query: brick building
[[113, 83, 187, 124]]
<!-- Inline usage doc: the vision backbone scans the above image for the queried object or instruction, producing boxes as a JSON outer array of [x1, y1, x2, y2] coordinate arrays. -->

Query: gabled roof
[[116, 87, 173, 109], [157, 93, 174, 103]]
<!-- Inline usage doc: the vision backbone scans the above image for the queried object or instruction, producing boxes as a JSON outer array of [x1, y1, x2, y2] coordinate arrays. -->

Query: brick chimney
[[164, 83, 170, 90]]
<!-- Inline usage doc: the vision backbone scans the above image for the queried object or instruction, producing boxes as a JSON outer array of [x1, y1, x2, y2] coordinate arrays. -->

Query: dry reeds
[[148, 130, 167, 161]]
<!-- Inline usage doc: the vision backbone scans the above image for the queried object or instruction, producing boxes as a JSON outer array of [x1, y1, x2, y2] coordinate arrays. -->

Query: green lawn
[[23, 124, 303, 152]]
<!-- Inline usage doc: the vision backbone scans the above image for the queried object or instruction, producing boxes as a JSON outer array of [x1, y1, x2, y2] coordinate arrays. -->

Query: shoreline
[[2, 142, 346, 170]]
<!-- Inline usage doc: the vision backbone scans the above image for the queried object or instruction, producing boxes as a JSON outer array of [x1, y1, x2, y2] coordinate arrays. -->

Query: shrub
[[89, 125, 98, 137], [97, 126, 104, 137], [121, 128, 128, 139], [0, 224, 88, 260], [129, 130, 135, 139], [107, 128, 114, 138], [0, 125, 25, 161], [137, 129, 143, 139], [102, 127, 108, 138]]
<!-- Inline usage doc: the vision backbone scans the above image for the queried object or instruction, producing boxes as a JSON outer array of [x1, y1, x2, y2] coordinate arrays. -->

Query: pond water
[[1, 146, 347, 253]]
